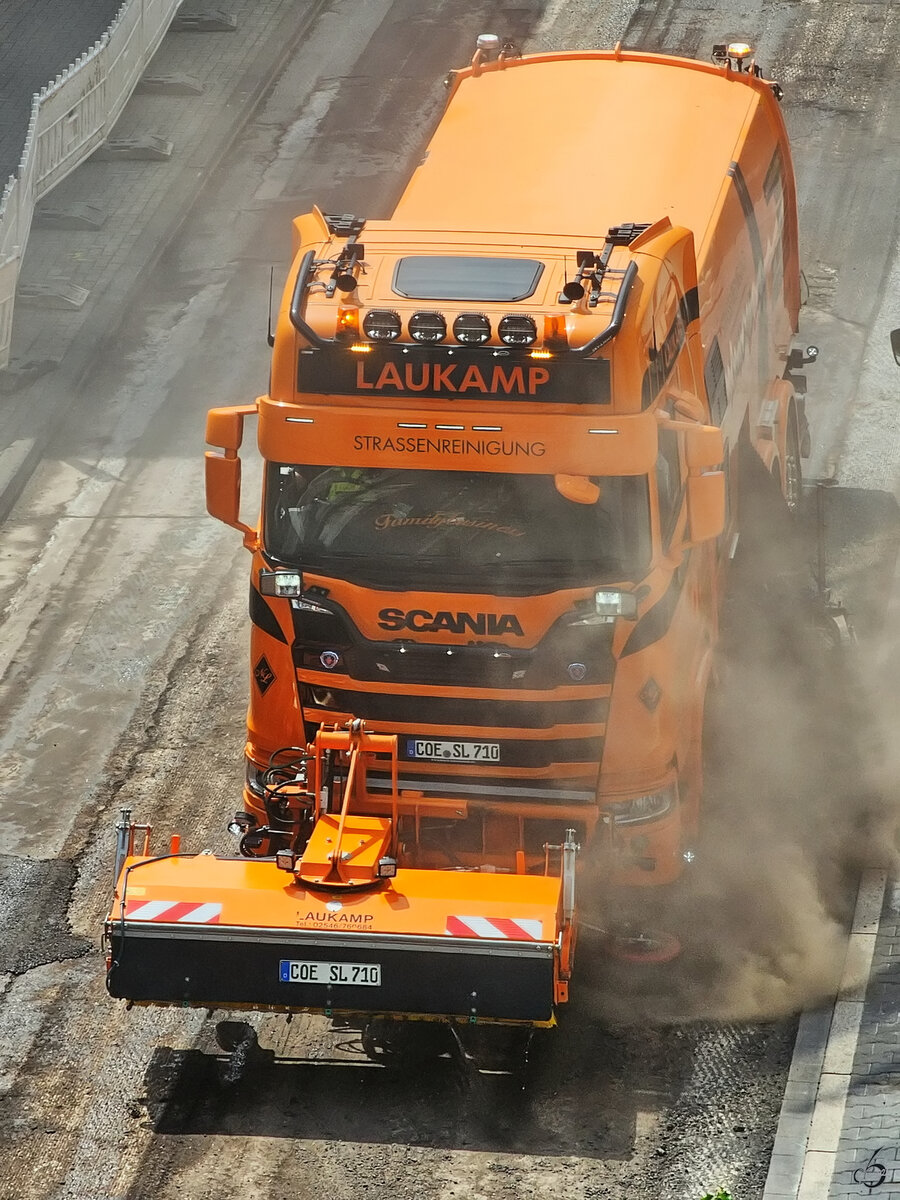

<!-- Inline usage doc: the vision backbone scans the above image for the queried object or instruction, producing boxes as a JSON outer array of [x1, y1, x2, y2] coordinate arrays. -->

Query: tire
[[214, 1020, 256, 1053], [361, 1018, 451, 1065], [782, 411, 802, 513]]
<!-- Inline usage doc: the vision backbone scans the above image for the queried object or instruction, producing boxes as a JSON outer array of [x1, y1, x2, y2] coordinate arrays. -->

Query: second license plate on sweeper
[[279, 961, 381, 986], [407, 739, 500, 762]]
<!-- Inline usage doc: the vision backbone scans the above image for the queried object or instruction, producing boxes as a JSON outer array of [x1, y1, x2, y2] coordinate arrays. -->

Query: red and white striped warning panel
[[445, 915, 544, 941], [124, 900, 222, 924]]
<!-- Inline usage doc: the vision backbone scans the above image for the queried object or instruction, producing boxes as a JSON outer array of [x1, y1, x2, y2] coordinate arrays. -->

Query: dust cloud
[[579, 458, 900, 1026]]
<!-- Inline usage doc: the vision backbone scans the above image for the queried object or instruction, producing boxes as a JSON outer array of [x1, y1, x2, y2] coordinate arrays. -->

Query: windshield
[[264, 464, 650, 591]]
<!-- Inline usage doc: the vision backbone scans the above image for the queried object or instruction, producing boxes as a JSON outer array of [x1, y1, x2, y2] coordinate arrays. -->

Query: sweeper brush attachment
[[104, 722, 578, 1026]]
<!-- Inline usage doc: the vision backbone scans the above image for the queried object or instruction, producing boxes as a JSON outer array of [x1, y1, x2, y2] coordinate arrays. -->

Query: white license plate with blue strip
[[279, 960, 381, 986], [407, 739, 500, 762]]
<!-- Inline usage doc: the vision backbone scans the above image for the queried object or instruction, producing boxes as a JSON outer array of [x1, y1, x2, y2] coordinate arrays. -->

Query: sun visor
[[260, 401, 658, 476]]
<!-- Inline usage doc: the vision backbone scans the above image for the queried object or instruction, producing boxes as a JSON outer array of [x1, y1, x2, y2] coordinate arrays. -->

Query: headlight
[[606, 787, 675, 826], [594, 589, 638, 620], [569, 588, 638, 626], [259, 570, 302, 598]]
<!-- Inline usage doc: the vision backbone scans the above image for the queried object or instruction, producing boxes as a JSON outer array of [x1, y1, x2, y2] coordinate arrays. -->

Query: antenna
[[266, 266, 275, 348]]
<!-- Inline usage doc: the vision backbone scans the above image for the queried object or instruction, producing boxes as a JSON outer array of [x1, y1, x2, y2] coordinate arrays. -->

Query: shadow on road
[[138, 1012, 654, 1157]]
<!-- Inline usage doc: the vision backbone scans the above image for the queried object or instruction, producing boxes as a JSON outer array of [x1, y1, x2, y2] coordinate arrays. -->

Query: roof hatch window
[[393, 256, 544, 302]]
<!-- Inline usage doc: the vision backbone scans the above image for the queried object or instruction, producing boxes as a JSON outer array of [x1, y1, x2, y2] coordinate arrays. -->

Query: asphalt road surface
[[0, 1, 898, 1198]]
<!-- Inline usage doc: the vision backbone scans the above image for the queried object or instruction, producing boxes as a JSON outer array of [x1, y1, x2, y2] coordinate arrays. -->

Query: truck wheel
[[361, 1018, 450, 1065], [783, 416, 802, 513], [214, 1019, 256, 1053]]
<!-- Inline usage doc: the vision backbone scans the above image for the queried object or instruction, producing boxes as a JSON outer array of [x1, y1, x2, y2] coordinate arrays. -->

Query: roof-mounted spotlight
[[409, 311, 447, 343], [499, 315, 537, 346], [363, 310, 401, 341], [453, 313, 491, 345]]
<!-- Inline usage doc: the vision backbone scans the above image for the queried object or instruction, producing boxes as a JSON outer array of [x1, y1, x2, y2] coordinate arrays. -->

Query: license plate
[[407, 739, 500, 763], [279, 960, 381, 986]]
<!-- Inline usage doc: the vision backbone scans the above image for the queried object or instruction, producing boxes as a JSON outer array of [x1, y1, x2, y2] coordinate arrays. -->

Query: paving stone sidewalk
[[764, 868, 900, 1200], [829, 877, 900, 1199]]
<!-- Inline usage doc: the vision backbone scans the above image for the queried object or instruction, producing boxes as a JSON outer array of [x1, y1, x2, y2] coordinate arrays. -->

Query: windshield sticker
[[373, 512, 525, 537]]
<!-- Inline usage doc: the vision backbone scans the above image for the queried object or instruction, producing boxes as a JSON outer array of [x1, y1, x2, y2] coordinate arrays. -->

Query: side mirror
[[205, 403, 258, 546], [685, 424, 724, 470], [666, 387, 705, 422], [891, 329, 900, 366], [554, 474, 602, 504], [206, 404, 256, 452], [686, 471, 726, 544], [205, 452, 256, 545]]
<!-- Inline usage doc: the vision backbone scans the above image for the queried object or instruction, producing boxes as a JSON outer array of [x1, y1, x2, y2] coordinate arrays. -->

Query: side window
[[656, 427, 684, 546], [764, 146, 788, 304], [704, 338, 728, 425], [675, 343, 699, 401], [642, 281, 687, 409]]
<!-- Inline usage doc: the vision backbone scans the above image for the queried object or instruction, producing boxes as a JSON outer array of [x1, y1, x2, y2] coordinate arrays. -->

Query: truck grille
[[298, 684, 608, 730]]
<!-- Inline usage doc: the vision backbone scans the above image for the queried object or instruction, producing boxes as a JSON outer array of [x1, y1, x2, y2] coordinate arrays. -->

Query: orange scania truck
[[105, 39, 811, 1036]]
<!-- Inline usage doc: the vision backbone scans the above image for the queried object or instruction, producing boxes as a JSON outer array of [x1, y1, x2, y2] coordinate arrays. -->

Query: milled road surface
[[0, 1, 898, 1198]]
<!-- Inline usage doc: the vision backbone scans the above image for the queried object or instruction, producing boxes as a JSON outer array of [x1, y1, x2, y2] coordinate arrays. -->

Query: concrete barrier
[[0, 0, 181, 369]]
